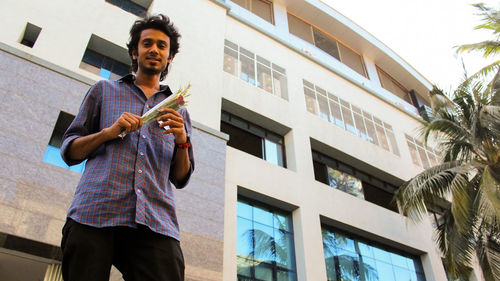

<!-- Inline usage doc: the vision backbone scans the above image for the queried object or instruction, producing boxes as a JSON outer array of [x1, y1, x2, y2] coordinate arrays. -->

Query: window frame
[[221, 111, 287, 168], [376, 66, 413, 104], [321, 224, 426, 281], [287, 12, 368, 78], [312, 150, 399, 212], [104, 0, 151, 16], [232, 0, 275, 24], [303, 80, 400, 156], [237, 196, 297, 281], [405, 134, 440, 168], [223, 40, 288, 100], [43, 111, 86, 173]]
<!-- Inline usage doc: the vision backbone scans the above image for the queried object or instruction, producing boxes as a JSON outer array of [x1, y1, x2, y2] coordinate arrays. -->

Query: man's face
[[133, 28, 172, 76]]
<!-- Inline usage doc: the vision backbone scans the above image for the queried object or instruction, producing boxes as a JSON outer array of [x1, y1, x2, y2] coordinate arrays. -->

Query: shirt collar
[[118, 74, 172, 96]]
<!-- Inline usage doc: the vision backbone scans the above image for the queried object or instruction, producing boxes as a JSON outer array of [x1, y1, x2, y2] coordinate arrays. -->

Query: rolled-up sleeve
[[169, 107, 195, 189], [60, 82, 102, 166]]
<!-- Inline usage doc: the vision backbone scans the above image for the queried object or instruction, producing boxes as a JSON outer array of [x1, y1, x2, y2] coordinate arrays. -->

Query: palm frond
[[436, 206, 475, 280], [460, 61, 500, 89], [490, 69, 500, 105], [394, 161, 469, 222], [456, 41, 500, 58], [477, 166, 500, 227], [480, 105, 500, 138], [475, 222, 500, 281]]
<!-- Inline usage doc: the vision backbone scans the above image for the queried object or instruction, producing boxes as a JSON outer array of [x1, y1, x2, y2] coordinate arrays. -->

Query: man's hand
[[105, 112, 143, 139], [157, 108, 187, 144]]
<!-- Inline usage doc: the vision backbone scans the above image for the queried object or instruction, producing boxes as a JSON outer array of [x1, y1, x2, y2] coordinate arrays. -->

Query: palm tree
[[394, 71, 500, 280], [456, 3, 500, 83]]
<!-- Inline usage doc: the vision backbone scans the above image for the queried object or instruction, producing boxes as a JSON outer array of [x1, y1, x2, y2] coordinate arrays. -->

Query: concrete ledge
[[0, 42, 95, 86], [192, 120, 229, 141]]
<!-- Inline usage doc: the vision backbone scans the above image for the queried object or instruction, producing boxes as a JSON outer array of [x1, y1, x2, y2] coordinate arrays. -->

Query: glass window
[[405, 135, 440, 168], [288, 14, 367, 78], [416, 141, 430, 169], [221, 112, 285, 167], [251, 0, 273, 23], [273, 70, 288, 100], [304, 87, 317, 115], [240, 51, 256, 85], [385, 124, 400, 156], [313, 28, 340, 60], [406, 137, 421, 166], [80, 35, 130, 79], [375, 124, 390, 151], [237, 198, 297, 281], [338, 43, 366, 77], [223, 40, 288, 99], [233, 0, 274, 23], [352, 107, 367, 139], [377, 67, 411, 104], [43, 112, 86, 173], [264, 139, 284, 167], [224, 46, 239, 75], [329, 98, 344, 128], [105, 0, 151, 17], [317, 94, 330, 122], [341, 103, 357, 135], [327, 167, 364, 199], [257, 63, 273, 93], [302, 81, 400, 156], [287, 13, 314, 44], [322, 227, 426, 281]]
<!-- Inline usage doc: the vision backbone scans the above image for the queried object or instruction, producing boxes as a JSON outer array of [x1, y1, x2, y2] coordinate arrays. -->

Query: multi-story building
[[0, 0, 484, 280]]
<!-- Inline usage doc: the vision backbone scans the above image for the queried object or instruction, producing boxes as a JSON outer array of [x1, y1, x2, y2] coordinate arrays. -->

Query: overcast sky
[[322, 0, 500, 92]]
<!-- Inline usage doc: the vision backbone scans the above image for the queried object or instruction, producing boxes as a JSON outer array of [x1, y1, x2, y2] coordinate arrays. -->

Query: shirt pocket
[[149, 124, 175, 158]]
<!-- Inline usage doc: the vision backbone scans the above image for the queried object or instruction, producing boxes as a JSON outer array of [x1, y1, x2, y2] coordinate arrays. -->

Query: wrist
[[176, 137, 190, 149]]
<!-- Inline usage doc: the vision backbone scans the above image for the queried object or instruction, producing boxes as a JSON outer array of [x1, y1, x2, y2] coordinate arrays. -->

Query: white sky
[[322, 0, 500, 92]]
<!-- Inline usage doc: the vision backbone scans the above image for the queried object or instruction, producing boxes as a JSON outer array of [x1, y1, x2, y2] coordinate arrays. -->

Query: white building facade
[[0, 0, 484, 280]]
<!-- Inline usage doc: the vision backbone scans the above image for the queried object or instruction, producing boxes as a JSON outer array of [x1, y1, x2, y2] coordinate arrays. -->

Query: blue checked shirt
[[61, 75, 194, 240]]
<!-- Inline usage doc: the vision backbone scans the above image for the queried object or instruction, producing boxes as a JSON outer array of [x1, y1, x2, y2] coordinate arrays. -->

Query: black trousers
[[61, 218, 185, 281]]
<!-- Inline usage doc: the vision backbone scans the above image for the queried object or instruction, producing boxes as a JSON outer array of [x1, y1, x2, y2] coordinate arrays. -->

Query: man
[[60, 14, 194, 281]]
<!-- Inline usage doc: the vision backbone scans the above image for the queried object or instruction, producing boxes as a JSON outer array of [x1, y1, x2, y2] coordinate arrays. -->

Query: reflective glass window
[[313, 28, 340, 60], [237, 198, 297, 281], [43, 111, 86, 173], [327, 167, 364, 199], [264, 139, 284, 167], [322, 227, 426, 281]]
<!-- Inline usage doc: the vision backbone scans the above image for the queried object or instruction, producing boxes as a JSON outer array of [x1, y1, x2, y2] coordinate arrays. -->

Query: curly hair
[[127, 14, 181, 81]]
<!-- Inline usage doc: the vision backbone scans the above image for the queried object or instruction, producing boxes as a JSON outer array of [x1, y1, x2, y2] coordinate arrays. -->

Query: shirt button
[[138, 169, 143, 174], [142, 135, 147, 139], [136, 189, 141, 193], [139, 152, 144, 156]]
